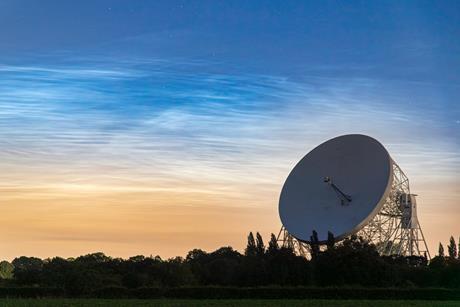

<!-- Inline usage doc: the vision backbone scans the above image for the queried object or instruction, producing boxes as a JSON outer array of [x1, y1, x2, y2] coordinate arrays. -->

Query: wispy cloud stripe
[[0, 57, 458, 260]]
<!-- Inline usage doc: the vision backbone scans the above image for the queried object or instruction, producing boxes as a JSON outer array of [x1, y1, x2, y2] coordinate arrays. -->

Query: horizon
[[0, 1, 459, 261]]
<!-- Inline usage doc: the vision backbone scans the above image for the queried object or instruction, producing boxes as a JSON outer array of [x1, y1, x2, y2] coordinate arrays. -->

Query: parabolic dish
[[279, 134, 393, 243]]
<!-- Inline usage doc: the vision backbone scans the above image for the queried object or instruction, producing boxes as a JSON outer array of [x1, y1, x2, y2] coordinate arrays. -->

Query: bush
[[89, 286, 460, 300], [0, 287, 64, 298]]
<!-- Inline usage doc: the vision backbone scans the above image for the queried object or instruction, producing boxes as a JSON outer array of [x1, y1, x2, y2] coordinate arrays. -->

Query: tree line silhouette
[[0, 233, 458, 295]]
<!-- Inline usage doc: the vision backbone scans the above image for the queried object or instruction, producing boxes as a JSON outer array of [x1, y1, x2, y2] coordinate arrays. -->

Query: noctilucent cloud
[[0, 1, 459, 259]]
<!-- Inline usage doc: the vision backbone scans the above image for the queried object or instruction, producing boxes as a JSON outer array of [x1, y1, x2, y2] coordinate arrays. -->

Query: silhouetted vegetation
[[0, 233, 458, 297]]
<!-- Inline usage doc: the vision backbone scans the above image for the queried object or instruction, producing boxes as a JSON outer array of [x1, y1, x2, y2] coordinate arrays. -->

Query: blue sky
[[0, 1, 458, 258]]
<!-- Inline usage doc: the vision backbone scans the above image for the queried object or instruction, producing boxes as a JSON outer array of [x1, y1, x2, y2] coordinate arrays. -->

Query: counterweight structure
[[356, 162, 430, 258]]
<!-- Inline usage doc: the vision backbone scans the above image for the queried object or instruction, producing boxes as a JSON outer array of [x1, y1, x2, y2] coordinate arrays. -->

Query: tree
[[315, 235, 383, 287], [12, 256, 44, 285], [206, 247, 241, 285], [128, 255, 145, 262], [448, 236, 457, 259], [326, 231, 335, 250], [186, 249, 207, 262], [439, 243, 445, 257], [245, 232, 257, 257], [255, 232, 265, 256], [75, 252, 111, 264], [267, 233, 279, 254], [309, 230, 320, 259], [0, 261, 14, 279]]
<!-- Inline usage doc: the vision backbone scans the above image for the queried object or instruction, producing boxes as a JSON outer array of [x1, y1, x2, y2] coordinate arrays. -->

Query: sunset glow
[[0, 1, 458, 260]]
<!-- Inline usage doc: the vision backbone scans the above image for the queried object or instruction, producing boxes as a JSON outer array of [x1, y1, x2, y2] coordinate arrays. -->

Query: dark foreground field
[[0, 300, 458, 307]]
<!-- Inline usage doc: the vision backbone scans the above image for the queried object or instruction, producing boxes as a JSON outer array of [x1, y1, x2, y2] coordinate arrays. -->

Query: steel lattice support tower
[[277, 226, 311, 257], [357, 162, 430, 258]]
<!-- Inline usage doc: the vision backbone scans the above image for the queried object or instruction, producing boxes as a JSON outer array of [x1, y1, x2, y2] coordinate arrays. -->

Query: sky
[[0, 1, 459, 260]]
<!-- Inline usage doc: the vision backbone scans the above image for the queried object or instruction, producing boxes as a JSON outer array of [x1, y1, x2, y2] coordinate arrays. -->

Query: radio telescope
[[277, 134, 430, 258]]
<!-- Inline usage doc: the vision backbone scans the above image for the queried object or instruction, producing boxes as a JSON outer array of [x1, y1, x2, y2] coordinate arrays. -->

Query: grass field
[[0, 299, 458, 307]]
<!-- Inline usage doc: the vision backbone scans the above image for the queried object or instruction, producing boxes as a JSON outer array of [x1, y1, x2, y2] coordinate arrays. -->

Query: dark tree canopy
[[309, 230, 320, 259], [255, 232, 265, 256], [439, 243, 445, 257], [0, 233, 457, 294], [326, 231, 335, 250], [245, 232, 257, 257], [267, 233, 279, 254], [448, 236, 457, 259], [0, 261, 13, 279]]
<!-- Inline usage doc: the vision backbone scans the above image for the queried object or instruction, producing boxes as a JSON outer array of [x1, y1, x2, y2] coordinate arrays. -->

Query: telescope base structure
[[357, 162, 431, 258], [277, 162, 431, 259], [277, 226, 311, 258]]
